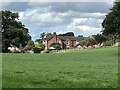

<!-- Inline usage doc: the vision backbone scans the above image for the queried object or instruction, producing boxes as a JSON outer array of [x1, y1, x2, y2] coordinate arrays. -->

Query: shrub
[[104, 40, 113, 46], [24, 40, 35, 51], [50, 42, 61, 50], [80, 40, 91, 47], [33, 46, 44, 53], [33, 47, 41, 53], [44, 50, 50, 53]]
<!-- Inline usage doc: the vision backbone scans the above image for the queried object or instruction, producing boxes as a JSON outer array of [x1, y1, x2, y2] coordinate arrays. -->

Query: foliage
[[45, 50, 50, 53], [2, 47, 118, 88], [33, 47, 41, 53], [94, 34, 107, 44], [58, 32, 74, 36], [33, 46, 44, 53], [79, 40, 88, 46], [50, 42, 61, 50], [86, 38, 96, 46], [78, 35, 83, 37], [46, 33, 52, 37], [40, 32, 46, 40], [104, 40, 114, 46], [80, 38, 96, 46], [24, 40, 35, 51], [102, 1, 120, 42], [1, 10, 31, 53], [80, 34, 107, 47], [35, 39, 43, 44], [90, 34, 107, 44]]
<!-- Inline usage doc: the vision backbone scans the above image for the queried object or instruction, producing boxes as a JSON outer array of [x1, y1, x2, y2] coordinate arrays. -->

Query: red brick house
[[43, 33, 85, 50]]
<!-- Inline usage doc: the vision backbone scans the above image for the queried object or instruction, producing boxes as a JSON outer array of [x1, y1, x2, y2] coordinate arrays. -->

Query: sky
[[1, 0, 115, 41]]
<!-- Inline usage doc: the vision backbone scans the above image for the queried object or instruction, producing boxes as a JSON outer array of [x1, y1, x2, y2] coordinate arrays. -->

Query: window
[[66, 41, 69, 45]]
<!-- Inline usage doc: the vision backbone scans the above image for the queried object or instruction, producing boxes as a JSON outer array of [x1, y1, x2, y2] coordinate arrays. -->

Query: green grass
[[0, 53, 2, 89], [2, 47, 118, 88]]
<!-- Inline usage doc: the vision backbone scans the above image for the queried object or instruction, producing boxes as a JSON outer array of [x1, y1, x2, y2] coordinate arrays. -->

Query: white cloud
[[2, 1, 114, 40], [1, 2, 12, 8], [31, 34, 36, 37], [19, 12, 25, 19], [19, 8, 106, 27], [30, 12, 63, 24], [62, 11, 106, 19], [74, 18, 88, 22], [77, 25, 101, 32], [27, 1, 53, 7], [6, 0, 114, 2]]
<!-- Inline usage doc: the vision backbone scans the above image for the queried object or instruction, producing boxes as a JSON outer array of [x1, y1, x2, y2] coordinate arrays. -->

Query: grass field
[[2, 47, 118, 88], [0, 53, 2, 89]]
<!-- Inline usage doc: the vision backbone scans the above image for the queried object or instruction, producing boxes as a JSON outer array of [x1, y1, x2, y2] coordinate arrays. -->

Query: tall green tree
[[1, 10, 31, 53], [102, 1, 120, 42]]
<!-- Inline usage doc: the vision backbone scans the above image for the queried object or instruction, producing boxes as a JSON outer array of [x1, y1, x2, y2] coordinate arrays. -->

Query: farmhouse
[[43, 33, 86, 50]]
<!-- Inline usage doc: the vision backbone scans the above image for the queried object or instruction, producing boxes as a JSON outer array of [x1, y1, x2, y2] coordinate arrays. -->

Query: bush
[[45, 50, 50, 53], [24, 40, 35, 51], [80, 40, 91, 47], [50, 42, 61, 50], [104, 40, 113, 46], [33, 47, 41, 53], [13, 51, 21, 53], [33, 46, 44, 53]]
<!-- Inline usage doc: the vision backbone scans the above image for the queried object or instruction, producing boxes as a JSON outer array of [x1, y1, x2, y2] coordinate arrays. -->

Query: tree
[[50, 42, 61, 50], [35, 39, 43, 44], [86, 38, 96, 46], [24, 40, 35, 51], [79, 40, 87, 46], [46, 32, 52, 37], [90, 34, 107, 44], [58, 32, 74, 36], [1, 10, 31, 52], [40, 32, 46, 40], [102, 1, 120, 42], [78, 35, 83, 37]]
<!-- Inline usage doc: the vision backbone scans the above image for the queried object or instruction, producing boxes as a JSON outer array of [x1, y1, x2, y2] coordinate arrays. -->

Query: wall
[[45, 36, 77, 50], [47, 35, 57, 49]]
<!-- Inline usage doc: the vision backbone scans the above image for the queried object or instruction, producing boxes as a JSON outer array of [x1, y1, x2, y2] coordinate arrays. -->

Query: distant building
[[43, 33, 86, 50]]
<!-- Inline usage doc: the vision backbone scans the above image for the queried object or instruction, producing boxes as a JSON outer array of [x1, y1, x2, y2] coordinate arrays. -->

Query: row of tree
[[40, 32, 75, 40]]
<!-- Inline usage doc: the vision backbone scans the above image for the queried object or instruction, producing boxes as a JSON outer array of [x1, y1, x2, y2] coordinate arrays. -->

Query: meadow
[[2, 47, 118, 88]]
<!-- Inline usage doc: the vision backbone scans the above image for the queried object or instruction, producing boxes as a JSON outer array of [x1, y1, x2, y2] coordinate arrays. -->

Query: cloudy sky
[[1, 0, 115, 40]]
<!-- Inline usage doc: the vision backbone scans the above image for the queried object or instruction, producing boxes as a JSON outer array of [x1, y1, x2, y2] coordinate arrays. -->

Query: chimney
[[53, 32, 56, 36], [53, 32, 57, 42]]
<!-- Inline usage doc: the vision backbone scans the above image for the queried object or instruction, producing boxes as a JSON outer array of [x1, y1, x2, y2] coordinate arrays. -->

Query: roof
[[45, 35, 86, 41], [45, 35, 54, 41], [75, 37, 87, 41], [58, 36, 76, 41]]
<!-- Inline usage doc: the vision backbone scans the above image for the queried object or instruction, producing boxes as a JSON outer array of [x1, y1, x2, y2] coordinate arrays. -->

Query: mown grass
[[2, 47, 118, 88], [0, 53, 2, 89]]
